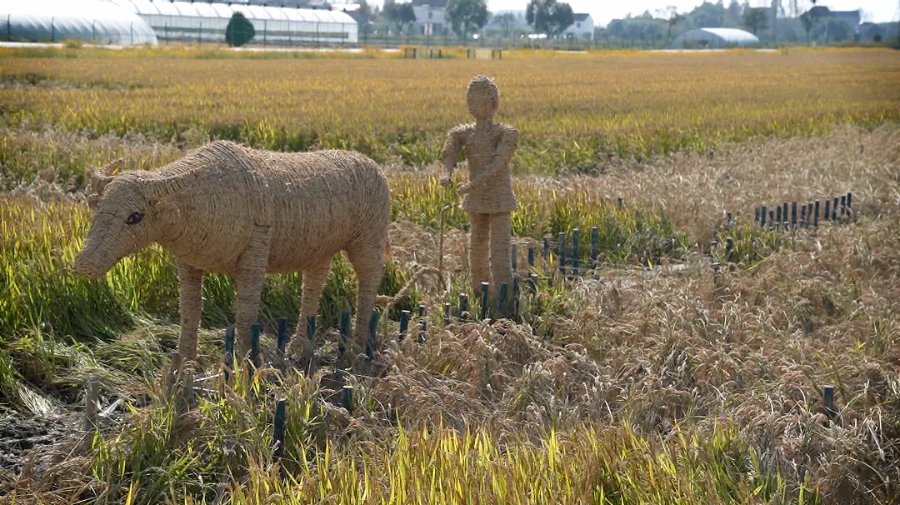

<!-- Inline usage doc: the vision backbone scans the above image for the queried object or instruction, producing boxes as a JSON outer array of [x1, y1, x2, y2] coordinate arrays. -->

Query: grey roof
[[573, 13, 590, 22]]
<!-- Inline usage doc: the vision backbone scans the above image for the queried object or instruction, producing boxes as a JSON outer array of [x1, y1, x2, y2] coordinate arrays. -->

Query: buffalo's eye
[[126, 211, 144, 225]]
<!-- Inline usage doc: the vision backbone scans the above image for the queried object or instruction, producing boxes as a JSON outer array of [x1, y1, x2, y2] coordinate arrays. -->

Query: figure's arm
[[458, 127, 518, 194], [440, 127, 465, 186]]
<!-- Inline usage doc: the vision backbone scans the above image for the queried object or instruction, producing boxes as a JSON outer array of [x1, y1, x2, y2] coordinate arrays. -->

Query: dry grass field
[[0, 46, 898, 504]]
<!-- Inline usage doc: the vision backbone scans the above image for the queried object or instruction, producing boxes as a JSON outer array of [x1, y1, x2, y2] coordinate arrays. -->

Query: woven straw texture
[[75, 141, 390, 361], [441, 75, 518, 294]]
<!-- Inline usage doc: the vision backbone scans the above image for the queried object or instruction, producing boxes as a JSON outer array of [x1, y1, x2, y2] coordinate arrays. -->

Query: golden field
[[0, 47, 898, 504]]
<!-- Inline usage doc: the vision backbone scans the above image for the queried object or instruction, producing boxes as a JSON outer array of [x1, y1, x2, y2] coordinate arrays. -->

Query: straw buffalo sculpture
[[74, 141, 390, 364]]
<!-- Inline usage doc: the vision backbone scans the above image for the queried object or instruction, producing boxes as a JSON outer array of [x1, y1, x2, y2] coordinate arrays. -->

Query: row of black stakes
[[753, 192, 853, 230]]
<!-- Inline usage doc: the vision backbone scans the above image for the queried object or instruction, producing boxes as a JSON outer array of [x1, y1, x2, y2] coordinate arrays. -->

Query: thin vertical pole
[[824, 200, 831, 221], [273, 399, 287, 461], [782, 203, 788, 229], [250, 323, 261, 370], [366, 309, 379, 362], [458, 294, 469, 320], [557, 232, 566, 276], [527, 247, 535, 269], [306, 315, 316, 342], [814, 201, 820, 227], [398, 310, 410, 341], [832, 197, 838, 220], [791, 202, 797, 228], [571, 228, 580, 274], [276, 317, 288, 368], [443, 303, 451, 325], [480, 282, 490, 320], [760, 205, 767, 227]]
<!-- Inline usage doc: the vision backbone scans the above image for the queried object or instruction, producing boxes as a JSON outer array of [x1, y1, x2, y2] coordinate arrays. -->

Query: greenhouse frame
[[111, 0, 358, 46], [1, 0, 158, 46]]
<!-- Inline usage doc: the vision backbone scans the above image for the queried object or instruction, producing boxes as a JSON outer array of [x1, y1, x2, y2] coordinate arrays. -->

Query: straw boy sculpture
[[441, 75, 519, 300], [74, 141, 390, 364]]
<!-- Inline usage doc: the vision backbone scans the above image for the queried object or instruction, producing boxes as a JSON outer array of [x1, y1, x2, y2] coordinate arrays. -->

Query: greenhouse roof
[[694, 28, 760, 44], [0, 0, 158, 45], [114, 0, 356, 24]]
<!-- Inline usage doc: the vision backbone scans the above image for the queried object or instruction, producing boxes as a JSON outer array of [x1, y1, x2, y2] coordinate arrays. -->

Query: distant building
[[411, 0, 448, 36], [672, 28, 760, 48], [806, 6, 860, 30], [563, 13, 593, 40]]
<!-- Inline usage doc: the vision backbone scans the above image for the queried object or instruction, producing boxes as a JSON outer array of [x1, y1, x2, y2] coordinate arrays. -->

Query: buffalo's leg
[[176, 260, 204, 363], [287, 258, 332, 358], [234, 225, 273, 360], [347, 244, 385, 356]]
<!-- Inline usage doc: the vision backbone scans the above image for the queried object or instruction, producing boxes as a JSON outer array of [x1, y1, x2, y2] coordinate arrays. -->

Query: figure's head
[[466, 75, 499, 121], [73, 160, 179, 279]]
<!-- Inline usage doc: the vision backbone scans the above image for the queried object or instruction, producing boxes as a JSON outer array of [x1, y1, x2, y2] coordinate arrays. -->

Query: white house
[[411, 0, 448, 36], [563, 13, 593, 40]]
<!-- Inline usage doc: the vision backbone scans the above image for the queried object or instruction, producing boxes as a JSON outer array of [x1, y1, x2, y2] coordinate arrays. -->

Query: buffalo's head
[[73, 159, 180, 279]]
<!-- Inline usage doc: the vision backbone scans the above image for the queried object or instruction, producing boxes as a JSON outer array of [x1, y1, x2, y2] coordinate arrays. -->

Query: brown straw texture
[[75, 141, 390, 362], [440, 75, 518, 295]]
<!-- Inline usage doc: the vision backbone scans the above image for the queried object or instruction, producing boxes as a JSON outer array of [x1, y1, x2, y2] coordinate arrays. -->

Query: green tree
[[446, 0, 489, 40], [742, 7, 769, 34], [384, 1, 417, 34], [225, 12, 255, 47], [526, 0, 575, 37]]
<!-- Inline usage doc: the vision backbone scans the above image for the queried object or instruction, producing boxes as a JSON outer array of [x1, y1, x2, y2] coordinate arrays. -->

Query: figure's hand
[[457, 182, 473, 194], [440, 175, 452, 188]]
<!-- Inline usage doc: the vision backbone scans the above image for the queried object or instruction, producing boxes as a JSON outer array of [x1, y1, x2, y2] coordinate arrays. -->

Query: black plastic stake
[[418, 318, 427, 344], [760, 206, 767, 227], [527, 247, 535, 268], [342, 385, 353, 412], [775, 206, 782, 229], [832, 197, 838, 220], [273, 399, 286, 460], [276, 317, 288, 367], [398, 310, 410, 341], [824, 200, 831, 221], [366, 309, 378, 362], [459, 294, 469, 320], [557, 232, 566, 276], [571, 228, 580, 274], [814, 201, 820, 227], [791, 202, 797, 228], [824, 385, 836, 419], [782, 203, 788, 229], [480, 282, 490, 320], [443, 303, 451, 326]]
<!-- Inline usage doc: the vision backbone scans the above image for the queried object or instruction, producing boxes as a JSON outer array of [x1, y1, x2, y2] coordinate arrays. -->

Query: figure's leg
[[346, 243, 385, 355], [234, 225, 273, 360], [287, 258, 332, 357], [175, 259, 204, 364], [489, 212, 513, 313], [469, 212, 491, 294]]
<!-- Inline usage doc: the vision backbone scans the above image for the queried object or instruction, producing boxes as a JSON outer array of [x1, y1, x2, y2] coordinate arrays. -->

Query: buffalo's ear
[[150, 197, 180, 227]]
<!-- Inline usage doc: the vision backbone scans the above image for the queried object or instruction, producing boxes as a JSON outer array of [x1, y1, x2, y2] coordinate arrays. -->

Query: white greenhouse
[[111, 0, 358, 46], [672, 28, 760, 49], [0, 0, 158, 45]]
